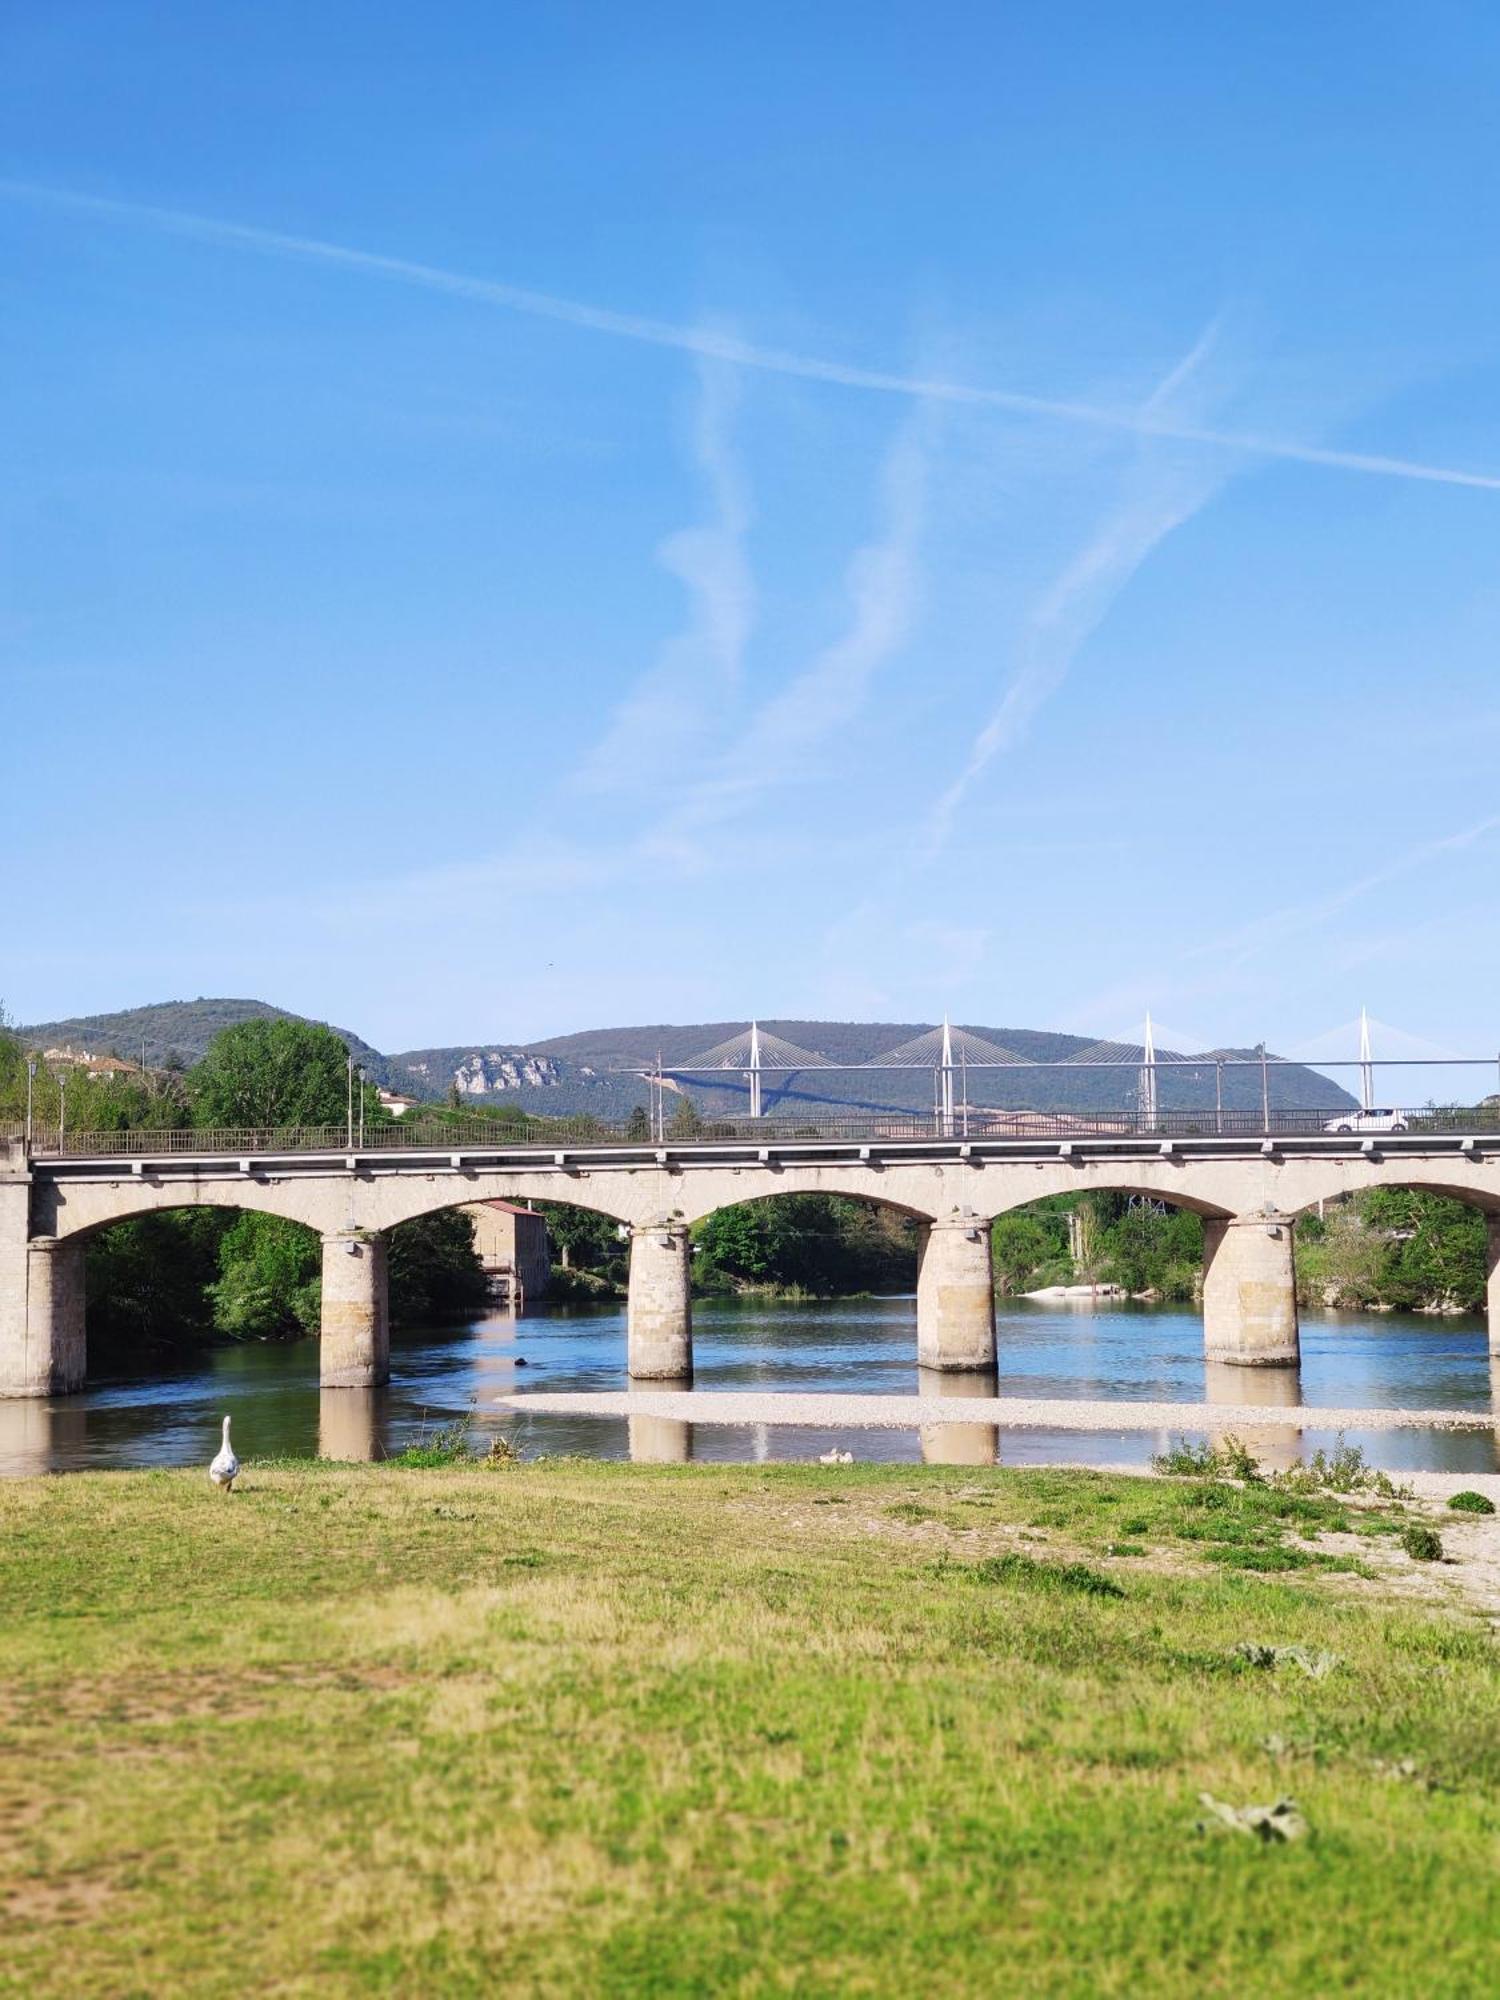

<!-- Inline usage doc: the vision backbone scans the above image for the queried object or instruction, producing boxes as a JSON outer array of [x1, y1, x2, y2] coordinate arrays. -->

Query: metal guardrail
[[17, 1105, 1500, 1159]]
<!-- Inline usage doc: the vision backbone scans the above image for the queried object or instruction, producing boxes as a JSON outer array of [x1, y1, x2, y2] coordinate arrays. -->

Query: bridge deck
[[23, 1128, 1500, 1182]]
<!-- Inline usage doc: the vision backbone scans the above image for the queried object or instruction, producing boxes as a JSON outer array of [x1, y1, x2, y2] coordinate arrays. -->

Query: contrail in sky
[[6, 178, 1500, 493]]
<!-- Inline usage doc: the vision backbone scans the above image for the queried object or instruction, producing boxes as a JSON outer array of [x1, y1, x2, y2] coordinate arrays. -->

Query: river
[[2, 1295, 1496, 1476]]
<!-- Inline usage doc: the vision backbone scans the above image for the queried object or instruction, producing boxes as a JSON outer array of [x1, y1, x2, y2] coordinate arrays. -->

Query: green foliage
[[990, 1194, 1201, 1299], [1447, 1490, 1496, 1515], [1277, 1440, 1405, 1498], [666, 1093, 704, 1138], [11, 997, 376, 1071], [190, 1018, 369, 1128], [208, 1214, 322, 1339], [1094, 1197, 1203, 1296], [1400, 1523, 1445, 1562], [693, 1194, 917, 1295], [392, 1417, 475, 1467], [388, 1211, 489, 1321], [1297, 1189, 1487, 1311], [990, 1202, 1071, 1294], [84, 1211, 227, 1351], [625, 1105, 650, 1140], [537, 1203, 626, 1280], [1152, 1436, 1263, 1483]]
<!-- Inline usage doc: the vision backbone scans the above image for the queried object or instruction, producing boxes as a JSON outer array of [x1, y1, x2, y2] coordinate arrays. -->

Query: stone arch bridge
[[3, 1131, 1498, 1395]]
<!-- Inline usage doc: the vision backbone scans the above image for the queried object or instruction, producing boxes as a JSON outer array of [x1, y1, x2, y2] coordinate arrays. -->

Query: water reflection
[[319, 1387, 385, 1462], [1203, 1361, 1302, 1472], [3, 1296, 1496, 1475], [0, 1398, 89, 1477], [917, 1367, 998, 1466], [626, 1377, 692, 1462]]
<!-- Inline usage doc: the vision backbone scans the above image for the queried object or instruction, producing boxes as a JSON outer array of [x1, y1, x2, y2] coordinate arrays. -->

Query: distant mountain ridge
[[15, 998, 390, 1080], [13, 997, 1358, 1117]]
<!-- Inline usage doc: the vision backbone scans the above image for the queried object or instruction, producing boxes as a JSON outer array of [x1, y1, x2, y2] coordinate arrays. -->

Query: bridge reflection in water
[[318, 1386, 384, 1463], [918, 1369, 999, 1466], [1204, 1361, 1303, 1472], [628, 1383, 693, 1464]]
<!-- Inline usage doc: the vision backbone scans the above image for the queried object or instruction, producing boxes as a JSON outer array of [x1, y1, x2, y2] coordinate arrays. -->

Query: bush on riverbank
[[1296, 1190, 1488, 1313]]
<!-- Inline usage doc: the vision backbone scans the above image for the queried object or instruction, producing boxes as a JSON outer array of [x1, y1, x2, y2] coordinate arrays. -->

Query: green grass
[[0, 1459, 1495, 1996]]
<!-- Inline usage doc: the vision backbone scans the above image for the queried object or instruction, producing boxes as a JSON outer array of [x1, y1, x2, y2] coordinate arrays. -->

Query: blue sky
[[4, 2, 1500, 1066]]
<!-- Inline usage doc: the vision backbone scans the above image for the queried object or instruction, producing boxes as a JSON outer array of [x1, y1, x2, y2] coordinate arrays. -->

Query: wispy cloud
[[8, 179, 1500, 492], [641, 404, 932, 861], [1186, 813, 1500, 969], [919, 321, 1233, 858], [573, 354, 752, 790]]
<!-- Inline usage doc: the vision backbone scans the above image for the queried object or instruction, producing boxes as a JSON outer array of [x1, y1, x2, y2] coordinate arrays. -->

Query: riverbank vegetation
[[1, 1458, 1494, 1995], [991, 1189, 1490, 1317], [1295, 1189, 1489, 1314], [991, 1192, 1205, 1300]]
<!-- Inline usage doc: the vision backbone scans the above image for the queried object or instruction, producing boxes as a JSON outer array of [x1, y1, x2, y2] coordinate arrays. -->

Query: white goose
[[209, 1415, 240, 1493]]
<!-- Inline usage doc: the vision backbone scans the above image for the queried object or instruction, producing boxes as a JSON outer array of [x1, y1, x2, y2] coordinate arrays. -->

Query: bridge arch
[[46, 1178, 341, 1244], [42, 1167, 656, 1244], [1277, 1168, 1500, 1223], [675, 1166, 946, 1226], [981, 1175, 1235, 1223]]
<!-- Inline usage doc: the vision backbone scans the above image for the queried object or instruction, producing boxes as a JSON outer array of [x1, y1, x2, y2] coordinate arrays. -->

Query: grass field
[[0, 1454, 1496, 1996]]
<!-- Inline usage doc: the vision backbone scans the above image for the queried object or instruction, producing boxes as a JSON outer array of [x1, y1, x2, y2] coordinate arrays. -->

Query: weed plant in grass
[[0, 1460, 1495, 1997]]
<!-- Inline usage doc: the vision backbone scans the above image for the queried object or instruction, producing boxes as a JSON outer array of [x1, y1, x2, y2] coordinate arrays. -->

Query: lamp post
[[55, 1068, 68, 1154], [346, 1055, 355, 1150], [357, 1066, 366, 1150], [25, 1058, 36, 1147]]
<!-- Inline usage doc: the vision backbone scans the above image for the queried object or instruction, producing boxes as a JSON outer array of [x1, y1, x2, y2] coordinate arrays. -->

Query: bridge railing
[[19, 1102, 1500, 1159]]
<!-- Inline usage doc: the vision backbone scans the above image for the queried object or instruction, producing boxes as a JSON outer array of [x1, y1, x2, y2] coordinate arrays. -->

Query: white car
[[1324, 1108, 1409, 1135]]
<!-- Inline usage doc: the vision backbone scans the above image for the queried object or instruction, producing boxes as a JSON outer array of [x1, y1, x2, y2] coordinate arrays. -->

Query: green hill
[[13, 999, 1357, 1119], [15, 999, 388, 1080]]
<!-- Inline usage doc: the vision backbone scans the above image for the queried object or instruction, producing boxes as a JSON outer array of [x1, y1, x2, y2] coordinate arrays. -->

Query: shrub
[[1400, 1524, 1444, 1562], [1446, 1490, 1496, 1515], [393, 1417, 474, 1467], [1153, 1436, 1262, 1483], [1275, 1440, 1403, 1499]]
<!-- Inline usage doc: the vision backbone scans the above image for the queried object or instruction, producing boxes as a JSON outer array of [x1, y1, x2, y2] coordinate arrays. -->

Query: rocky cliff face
[[445, 1051, 566, 1096]]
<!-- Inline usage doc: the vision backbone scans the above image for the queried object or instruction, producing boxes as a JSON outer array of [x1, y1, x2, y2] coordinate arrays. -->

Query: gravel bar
[[499, 1391, 1497, 1432]]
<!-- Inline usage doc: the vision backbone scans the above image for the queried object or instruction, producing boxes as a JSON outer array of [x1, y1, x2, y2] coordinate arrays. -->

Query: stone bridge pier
[[916, 1217, 997, 1372], [627, 1223, 694, 1379], [1202, 1212, 1300, 1366], [319, 1231, 390, 1389]]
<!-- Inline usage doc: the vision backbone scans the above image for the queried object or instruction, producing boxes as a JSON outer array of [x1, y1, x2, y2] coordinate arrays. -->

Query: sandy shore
[[499, 1389, 1497, 1434]]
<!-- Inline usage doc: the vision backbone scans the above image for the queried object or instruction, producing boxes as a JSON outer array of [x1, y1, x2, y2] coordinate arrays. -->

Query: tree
[[536, 1202, 624, 1274], [85, 1211, 227, 1351], [667, 1093, 704, 1138], [625, 1105, 650, 1141], [990, 1208, 1069, 1294], [693, 1195, 917, 1295], [191, 1019, 365, 1128], [388, 1212, 489, 1321], [209, 1214, 322, 1338]]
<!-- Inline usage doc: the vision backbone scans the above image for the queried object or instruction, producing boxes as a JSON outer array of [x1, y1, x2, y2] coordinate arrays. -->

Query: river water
[[2, 1296, 1496, 1476]]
